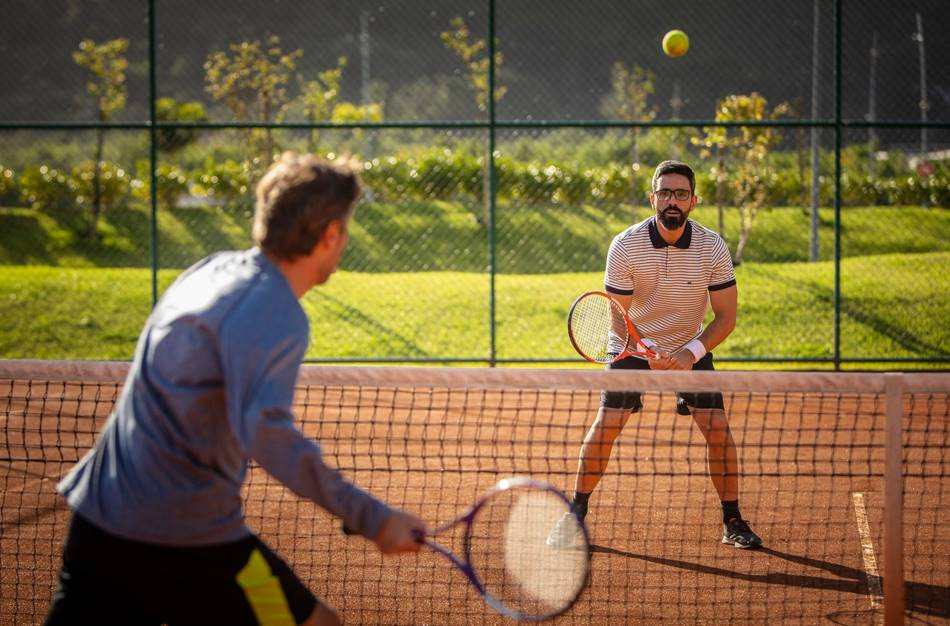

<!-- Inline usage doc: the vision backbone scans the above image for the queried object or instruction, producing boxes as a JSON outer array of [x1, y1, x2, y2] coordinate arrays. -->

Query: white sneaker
[[546, 511, 582, 548]]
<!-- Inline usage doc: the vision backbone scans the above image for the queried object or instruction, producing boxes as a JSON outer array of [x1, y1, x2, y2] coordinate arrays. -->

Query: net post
[[883, 373, 904, 625]]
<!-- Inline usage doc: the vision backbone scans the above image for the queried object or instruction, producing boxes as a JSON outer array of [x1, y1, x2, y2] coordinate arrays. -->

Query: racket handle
[[342, 523, 426, 544]]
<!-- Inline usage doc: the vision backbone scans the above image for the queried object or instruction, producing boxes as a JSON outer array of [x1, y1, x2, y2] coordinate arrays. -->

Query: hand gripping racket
[[567, 291, 658, 363], [346, 477, 590, 621]]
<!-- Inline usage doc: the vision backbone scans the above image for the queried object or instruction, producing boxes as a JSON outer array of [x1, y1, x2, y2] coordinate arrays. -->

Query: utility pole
[[867, 30, 878, 176], [670, 79, 683, 121], [360, 10, 371, 108], [913, 12, 928, 157], [809, 0, 821, 262], [670, 79, 684, 160], [359, 10, 375, 167]]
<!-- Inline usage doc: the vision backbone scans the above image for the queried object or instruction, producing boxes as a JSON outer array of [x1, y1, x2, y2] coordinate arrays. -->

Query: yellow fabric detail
[[235, 548, 296, 626]]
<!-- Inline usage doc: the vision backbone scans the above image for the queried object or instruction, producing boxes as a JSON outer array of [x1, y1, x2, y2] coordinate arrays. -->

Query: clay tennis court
[[1, 364, 948, 624]]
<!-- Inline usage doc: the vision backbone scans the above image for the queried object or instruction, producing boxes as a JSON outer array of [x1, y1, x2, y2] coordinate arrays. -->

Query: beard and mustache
[[658, 206, 687, 229]]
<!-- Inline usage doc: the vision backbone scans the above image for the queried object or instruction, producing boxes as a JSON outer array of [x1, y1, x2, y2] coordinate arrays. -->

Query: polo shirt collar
[[649, 218, 692, 249]]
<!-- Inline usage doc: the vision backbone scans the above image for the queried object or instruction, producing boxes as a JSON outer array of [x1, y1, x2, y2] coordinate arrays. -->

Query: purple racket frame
[[416, 477, 591, 622], [343, 477, 590, 621]]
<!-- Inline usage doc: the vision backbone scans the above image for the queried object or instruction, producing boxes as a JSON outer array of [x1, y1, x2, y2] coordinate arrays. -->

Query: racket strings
[[467, 488, 588, 619], [570, 295, 628, 363]]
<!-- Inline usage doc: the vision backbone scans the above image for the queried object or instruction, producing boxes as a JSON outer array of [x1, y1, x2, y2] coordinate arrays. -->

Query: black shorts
[[600, 352, 726, 415], [45, 513, 318, 626]]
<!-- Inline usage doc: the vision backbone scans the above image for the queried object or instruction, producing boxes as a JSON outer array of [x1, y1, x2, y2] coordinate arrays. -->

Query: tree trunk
[[716, 148, 726, 242], [797, 127, 807, 208], [262, 94, 274, 165], [628, 129, 640, 213], [88, 125, 104, 239], [480, 139, 490, 227], [734, 204, 758, 265]]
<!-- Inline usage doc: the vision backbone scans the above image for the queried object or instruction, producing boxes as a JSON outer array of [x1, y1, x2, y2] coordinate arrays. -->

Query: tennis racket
[[346, 477, 590, 621], [567, 291, 658, 363]]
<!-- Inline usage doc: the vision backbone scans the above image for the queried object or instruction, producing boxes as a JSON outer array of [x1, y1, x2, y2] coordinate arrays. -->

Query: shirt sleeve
[[708, 236, 736, 290], [221, 308, 392, 540], [604, 233, 634, 295]]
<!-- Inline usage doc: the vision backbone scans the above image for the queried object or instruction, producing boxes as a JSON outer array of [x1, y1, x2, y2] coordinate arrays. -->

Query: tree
[[600, 62, 657, 207], [155, 97, 208, 153], [600, 63, 657, 165], [330, 101, 383, 147], [693, 92, 789, 264], [295, 57, 347, 154], [287, 56, 385, 159], [441, 16, 506, 225], [73, 37, 128, 238], [204, 36, 301, 168]]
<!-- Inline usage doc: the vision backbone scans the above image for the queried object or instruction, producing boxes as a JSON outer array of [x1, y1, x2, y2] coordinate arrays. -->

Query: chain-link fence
[[1, 0, 948, 367]]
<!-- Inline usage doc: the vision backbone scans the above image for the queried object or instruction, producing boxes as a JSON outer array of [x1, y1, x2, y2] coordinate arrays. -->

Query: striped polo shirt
[[604, 216, 736, 355]]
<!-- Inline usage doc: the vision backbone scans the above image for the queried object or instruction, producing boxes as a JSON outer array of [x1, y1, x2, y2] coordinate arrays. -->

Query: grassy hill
[[2, 201, 948, 271], [1, 201, 947, 363]]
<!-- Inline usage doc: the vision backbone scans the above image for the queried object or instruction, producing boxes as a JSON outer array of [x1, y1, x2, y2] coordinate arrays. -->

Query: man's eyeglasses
[[653, 188, 692, 202]]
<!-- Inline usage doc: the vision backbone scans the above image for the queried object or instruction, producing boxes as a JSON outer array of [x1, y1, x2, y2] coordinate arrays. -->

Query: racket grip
[[343, 523, 426, 543]]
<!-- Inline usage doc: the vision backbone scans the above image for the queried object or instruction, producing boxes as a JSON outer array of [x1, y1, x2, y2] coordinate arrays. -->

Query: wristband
[[684, 338, 707, 362]]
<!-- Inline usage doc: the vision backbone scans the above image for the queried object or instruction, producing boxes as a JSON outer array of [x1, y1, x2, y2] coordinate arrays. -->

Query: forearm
[[671, 311, 735, 368], [696, 311, 736, 353], [253, 418, 392, 539]]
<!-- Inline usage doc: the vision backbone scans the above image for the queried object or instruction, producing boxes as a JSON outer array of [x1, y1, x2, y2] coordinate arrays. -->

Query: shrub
[[360, 156, 412, 203], [132, 161, 190, 210], [19, 165, 75, 209], [192, 158, 253, 208], [72, 160, 131, 211], [155, 97, 208, 153], [0, 165, 18, 205], [407, 149, 481, 201]]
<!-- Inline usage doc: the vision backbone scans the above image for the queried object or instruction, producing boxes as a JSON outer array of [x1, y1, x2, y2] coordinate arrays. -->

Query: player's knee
[[594, 406, 632, 433], [696, 409, 730, 444]]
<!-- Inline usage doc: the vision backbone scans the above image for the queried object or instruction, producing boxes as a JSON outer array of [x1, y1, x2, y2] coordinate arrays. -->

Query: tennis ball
[[662, 29, 689, 58]]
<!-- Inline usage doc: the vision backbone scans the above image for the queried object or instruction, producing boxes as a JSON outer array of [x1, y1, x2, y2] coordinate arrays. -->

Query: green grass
[[1, 200, 947, 363], [2, 253, 947, 361], [2, 201, 948, 271]]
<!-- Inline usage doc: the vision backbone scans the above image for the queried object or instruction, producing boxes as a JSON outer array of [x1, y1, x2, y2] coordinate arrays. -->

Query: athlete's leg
[[574, 406, 634, 495], [690, 407, 738, 502]]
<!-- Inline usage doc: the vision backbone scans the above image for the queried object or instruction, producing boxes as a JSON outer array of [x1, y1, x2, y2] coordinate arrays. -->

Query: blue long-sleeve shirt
[[58, 248, 391, 546]]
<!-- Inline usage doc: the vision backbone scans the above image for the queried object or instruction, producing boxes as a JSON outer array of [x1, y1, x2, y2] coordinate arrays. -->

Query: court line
[[851, 492, 884, 621]]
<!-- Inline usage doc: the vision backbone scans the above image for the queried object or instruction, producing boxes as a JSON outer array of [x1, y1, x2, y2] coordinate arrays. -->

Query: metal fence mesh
[[0, 0, 948, 365]]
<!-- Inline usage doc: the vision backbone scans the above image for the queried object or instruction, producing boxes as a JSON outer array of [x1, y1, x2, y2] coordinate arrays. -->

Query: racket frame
[[421, 477, 591, 622], [567, 290, 658, 363]]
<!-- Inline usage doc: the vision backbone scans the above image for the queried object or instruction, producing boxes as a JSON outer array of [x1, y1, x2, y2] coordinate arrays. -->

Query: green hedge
[[4, 151, 949, 214]]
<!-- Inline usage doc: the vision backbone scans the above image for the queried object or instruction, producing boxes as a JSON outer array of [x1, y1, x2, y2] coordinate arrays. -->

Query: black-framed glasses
[[653, 188, 691, 202]]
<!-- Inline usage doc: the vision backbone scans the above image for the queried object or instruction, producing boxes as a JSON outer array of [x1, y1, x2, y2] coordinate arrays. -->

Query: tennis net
[[1, 360, 947, 624]]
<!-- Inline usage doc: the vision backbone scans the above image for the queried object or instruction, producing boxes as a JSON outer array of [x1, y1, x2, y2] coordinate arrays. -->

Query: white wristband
[[684, 338, 707, 362]]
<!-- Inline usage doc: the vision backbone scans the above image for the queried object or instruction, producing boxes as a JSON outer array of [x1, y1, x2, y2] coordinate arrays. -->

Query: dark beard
[[658, 207, 686, 229]]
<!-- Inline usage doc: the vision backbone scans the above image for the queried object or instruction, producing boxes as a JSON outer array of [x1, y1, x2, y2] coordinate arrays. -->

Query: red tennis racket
[[567, 291, 658, 363]]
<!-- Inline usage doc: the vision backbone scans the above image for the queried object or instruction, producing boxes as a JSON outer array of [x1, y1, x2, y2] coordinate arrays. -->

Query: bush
[[155, 97, 208, 153], [407, 149, 481, 200], [19, 165, 75, 209], [0, 165, 18, 205], [360, 156, 413, 203], [72, 160, 131, 211], [132, 161, 190, 209], [192, 158, 253, 208]]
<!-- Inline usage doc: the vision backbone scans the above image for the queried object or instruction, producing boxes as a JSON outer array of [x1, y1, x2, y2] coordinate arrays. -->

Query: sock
[[721, 499, 740, 523], [571, 491, 591, 520]]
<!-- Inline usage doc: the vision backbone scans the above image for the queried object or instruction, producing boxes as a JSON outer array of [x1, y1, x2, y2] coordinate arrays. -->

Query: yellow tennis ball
[[662, 29, 689, 58]]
